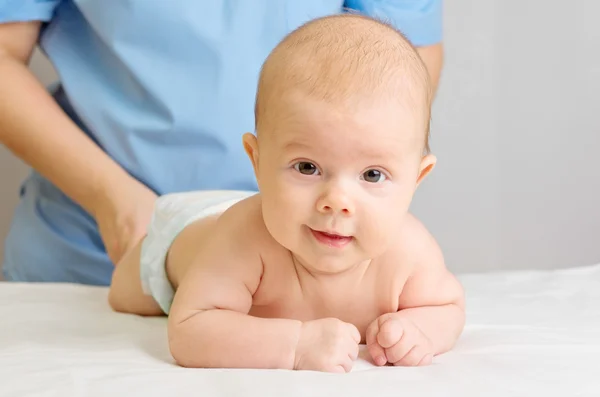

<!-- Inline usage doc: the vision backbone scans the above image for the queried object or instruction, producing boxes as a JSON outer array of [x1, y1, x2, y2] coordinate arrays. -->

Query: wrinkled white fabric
[[1, 264, 599, 396]]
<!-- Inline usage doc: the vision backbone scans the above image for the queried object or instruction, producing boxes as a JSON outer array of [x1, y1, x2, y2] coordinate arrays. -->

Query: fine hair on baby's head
[[254, 13, 433, 154]]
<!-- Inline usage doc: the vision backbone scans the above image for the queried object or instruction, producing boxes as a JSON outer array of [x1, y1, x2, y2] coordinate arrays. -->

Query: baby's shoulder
[[177, 194, 274, 291], [394, 214, 463, 311], [385, 212, 443, 272], [400, 213, 438, 248], [216, 194, 278, 252]]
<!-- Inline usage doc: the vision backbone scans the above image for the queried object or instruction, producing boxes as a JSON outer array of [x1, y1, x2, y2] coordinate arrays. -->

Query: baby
[[109, 14, 465, 373]]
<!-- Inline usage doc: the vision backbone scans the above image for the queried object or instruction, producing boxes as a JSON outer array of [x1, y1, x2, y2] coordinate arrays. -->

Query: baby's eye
[[294, 162, 320, 175], [362, 169, 386, 183]]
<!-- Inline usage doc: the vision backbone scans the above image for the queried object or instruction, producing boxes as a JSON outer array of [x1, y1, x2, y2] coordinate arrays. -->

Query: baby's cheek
[[262, 189, 302, 235], [261, 204, 291, 249], [359, 211, 392, 252]]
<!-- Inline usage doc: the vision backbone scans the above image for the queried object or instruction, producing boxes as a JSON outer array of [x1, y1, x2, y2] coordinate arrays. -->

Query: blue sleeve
[[343, 0, 443, 46], [0, 0, 62, 23]]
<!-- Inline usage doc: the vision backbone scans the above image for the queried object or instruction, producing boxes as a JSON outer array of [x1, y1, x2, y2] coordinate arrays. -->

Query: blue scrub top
[[1, 0, 442, 284]]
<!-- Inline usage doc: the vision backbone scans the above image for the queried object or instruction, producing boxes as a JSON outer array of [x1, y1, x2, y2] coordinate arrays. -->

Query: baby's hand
[[294, 318, 361, 373], [366, 312, 434, 367]]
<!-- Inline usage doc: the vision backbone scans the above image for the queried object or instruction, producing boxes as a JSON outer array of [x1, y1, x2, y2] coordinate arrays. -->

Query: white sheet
[[1, 264, 599, 397]]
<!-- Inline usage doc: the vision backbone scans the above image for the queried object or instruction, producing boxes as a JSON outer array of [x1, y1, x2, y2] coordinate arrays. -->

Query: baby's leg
[[108, 190, 254, 316], [108, 237, 163, 316]]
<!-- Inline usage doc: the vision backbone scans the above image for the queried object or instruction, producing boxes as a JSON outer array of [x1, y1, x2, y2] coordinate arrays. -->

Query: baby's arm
[[367, 217, 465, 366], [166, 202, 302, 370], [395, 238, 465, 355]]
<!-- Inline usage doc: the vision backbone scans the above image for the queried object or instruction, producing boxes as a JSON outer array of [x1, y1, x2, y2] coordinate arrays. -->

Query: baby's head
[[243, 14, 436, 274]]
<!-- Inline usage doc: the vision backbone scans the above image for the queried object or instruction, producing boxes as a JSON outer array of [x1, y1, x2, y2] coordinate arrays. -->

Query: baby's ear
[[242, 132, 260, 180], [416, 154, 436, 187]]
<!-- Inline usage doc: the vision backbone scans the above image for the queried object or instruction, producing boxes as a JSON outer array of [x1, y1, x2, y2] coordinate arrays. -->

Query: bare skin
[[109, 15, 464, 373], [0, 11, 442, 273], [110, 194, 464, 372], [0, 21, 157, 267]]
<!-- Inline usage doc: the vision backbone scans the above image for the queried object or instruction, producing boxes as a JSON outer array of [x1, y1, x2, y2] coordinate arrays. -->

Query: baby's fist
[[294, 318, 361, 373], [366, 313, 434, 367]]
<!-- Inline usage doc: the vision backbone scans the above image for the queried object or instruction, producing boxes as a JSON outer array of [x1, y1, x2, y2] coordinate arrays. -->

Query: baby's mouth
[[309, 228, 353, 248]]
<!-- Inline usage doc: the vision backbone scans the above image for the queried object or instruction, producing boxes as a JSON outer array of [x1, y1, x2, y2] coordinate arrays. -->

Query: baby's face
[[246, 92, 433, 274]]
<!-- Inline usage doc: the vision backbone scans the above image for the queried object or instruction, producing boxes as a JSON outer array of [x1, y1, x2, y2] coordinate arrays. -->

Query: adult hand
[[92, 178, 157, 265]]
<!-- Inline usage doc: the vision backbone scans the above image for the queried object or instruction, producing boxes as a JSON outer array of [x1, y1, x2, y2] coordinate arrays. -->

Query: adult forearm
[[169, 309, 302, 370], [0, 53, 133, 216], [416, 42, 444, 97]]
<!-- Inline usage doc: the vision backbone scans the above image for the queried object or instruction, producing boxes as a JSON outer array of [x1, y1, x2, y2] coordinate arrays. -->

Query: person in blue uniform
[[0, 1, 444, 285]]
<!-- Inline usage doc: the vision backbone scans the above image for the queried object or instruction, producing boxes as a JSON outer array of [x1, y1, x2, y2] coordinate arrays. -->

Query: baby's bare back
[[168, 196, 415, 341]]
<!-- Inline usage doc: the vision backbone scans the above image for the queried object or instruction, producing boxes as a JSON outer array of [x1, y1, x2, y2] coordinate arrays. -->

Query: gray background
[[1, 0, 599, 275]]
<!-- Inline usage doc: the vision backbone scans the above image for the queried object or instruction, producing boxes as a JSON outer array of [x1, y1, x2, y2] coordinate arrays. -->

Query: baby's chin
[[290, 250, 371, 276], [263, 219, 380, 274]]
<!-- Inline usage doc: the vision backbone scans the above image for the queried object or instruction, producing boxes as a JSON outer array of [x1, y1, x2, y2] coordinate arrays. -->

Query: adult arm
[[0, 21, 156, 263]]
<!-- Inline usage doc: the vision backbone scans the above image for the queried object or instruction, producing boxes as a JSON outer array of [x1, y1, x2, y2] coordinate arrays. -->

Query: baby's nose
[[317, 185, 355, 216]]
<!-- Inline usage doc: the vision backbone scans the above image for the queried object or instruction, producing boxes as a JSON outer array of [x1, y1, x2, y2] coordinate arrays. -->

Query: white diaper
[[139, 190, 256, 314]]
